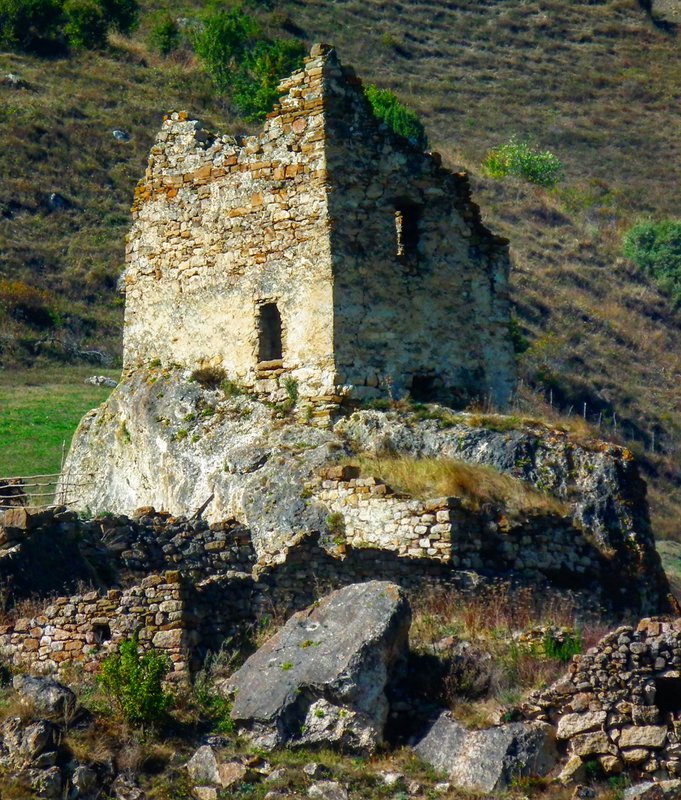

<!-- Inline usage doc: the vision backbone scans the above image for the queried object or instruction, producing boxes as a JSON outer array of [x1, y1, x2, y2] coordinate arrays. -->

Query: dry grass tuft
[[353, 453, 568, 516], [408, 584, 600, 722]]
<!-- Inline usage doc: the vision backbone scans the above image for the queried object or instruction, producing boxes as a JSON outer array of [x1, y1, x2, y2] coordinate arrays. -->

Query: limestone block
[[619, 726, 668, 749], [557, 711, 607, 739]]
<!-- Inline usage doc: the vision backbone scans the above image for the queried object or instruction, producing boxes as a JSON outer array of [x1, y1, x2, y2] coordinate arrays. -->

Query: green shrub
[[542, 630, 582, 662], [283, 376, 298, 405], [0, 0, 137, 50], [100, 0, 137, 34], [364, 84, 428, 149], [192, 7, 260, 94], [193, 6, 304, 121], [147, 10, 180, 55], [622, 219, 681, 304], [97, 634, 172, 727], [232, 37, 306, 121], [0, 0, 64, 50], [63, 0, 107, 48], [482, 136, 564, 187], [325, 511, 345, 537], [220, 377, 245, 397]]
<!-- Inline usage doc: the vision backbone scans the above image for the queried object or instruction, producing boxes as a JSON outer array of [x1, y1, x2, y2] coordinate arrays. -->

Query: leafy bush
[[0, 0, 137, 50], [193, 6, 304, 121], [542, 630, 582, 662], [482, 136, 564, 187], [100, 0, 137, 34], [232, 37, 306, 121], [622, 219, 681, 304], [147, 10, 180, 55], [0, 0, 64, 50], [63, 0, 107, 48], [98, 634, 172, 727], [0, 279, 58, 327], [192, 7, 259, 93], [364, 84, 428, 149]]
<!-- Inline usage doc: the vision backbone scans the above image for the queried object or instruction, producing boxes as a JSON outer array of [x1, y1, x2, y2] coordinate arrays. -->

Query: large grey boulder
[[414, 711, 558, 793], [227, 581, 410, 751], [13, 675, 77, 720]]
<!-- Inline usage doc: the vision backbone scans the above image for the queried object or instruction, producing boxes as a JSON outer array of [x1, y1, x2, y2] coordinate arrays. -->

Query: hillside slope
[[1, 0, 680, 534]]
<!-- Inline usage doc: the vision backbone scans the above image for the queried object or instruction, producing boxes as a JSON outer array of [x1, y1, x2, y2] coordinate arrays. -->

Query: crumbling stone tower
[[124, 44, 516, 409]]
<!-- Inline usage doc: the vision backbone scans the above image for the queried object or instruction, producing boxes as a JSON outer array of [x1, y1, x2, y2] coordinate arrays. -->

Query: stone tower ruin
[[123, 43, 516, 409]]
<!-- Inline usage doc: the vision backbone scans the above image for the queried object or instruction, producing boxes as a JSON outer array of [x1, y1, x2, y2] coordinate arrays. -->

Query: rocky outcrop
[[0, 677, 99, 800], [413, 711, 558, 792], [624, 780, 681, 800], [226, 581, 411, 752], [12, 675, 77, 720], [60, 368, 337, 555], [60, 368, 673, 616]]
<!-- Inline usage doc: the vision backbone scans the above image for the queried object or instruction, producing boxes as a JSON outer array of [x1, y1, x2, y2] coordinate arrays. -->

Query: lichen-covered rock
[[12, 675, 77, 720], [185, 746, 247, 789], [227, 581, 410, 751], [624, 780, 681, 800], [0, 717, 58, 767], [413, 711, 557, 793], [61, 370, 338, 555]]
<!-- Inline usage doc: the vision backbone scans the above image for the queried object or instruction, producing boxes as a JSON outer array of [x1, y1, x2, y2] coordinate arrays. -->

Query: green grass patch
[[0, 366, 119, 476]]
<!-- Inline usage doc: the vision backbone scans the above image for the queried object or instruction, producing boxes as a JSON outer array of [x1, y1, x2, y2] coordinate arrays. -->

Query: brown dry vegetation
[[409, 584, 611, 728], [353, 453, 569, 516]]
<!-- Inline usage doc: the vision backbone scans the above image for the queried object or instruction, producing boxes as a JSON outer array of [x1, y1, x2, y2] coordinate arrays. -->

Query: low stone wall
[[314, 468, 607, 587], [89, 509, 256, 578], [525, 618, 681, 780], [0, 491, 673, 681], [0, 572, 191, 676], [316, 470, 453, 561]]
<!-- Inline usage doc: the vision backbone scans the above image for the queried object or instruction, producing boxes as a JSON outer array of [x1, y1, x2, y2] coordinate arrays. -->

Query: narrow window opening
[[93, 623, 111, 645], [411, 374, 437, 402], [395, 203, 422, 260], [258, 303, 283, 362], [655, 677, 681, 716]]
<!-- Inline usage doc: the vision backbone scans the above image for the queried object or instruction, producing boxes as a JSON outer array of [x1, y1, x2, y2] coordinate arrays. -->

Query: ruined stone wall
[[124, 52, 336, 402], [0, 573, 192, 677], [321, 51, 515, 407], [525, 618, 681, 780], [123, 44, 515, 408], [314, 470, 608, 584]]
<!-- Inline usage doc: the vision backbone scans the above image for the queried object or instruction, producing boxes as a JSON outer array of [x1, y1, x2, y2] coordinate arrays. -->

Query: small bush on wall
[[193, 5, 304, 121], [364, 84, 428, 150]]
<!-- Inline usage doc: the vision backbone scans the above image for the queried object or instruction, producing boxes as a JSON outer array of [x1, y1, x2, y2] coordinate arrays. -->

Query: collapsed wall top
[[123, 43, 516, 409]]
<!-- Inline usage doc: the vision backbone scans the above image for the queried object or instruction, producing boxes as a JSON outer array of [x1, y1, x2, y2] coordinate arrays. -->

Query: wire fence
[[0, 440, 83, 511], [0, 472, 83, 511]]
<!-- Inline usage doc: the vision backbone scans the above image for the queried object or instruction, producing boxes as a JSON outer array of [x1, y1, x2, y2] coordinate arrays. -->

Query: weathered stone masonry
[[525, 619, 681, 781], [124, 44, 516, 410], [314, 467, 616, 581]]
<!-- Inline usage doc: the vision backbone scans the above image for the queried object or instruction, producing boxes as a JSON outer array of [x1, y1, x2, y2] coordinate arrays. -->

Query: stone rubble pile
[[525, 618, 681, 781]]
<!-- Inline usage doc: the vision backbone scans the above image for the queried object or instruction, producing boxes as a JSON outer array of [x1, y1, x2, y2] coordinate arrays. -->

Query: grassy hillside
[[0, 367, 119, 477], [1, 0, 681, 536]]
